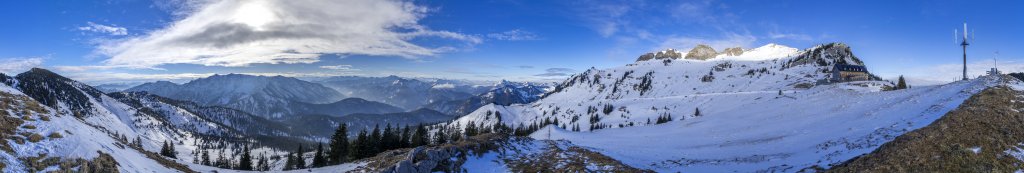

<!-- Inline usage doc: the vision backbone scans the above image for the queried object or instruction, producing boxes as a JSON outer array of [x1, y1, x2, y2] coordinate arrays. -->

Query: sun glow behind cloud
[[93, 0, 480, 69]]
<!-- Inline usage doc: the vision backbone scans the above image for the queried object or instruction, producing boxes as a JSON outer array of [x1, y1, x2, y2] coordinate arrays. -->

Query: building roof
[[834, 64, 867, 72]]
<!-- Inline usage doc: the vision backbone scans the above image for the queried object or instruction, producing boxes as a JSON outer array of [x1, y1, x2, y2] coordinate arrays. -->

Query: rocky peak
[[719, 47, 744, 56], [784, 42, 864, 69], [684, 44, 718, 60], [635, 49, 684, 62]]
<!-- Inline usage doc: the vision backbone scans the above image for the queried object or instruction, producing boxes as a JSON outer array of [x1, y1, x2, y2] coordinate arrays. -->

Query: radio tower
[[955, 22, 972, 80]]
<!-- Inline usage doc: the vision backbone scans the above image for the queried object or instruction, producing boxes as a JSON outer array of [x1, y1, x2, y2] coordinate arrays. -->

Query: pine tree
[[896, 75, 908, 90], [295, 145, 307, 169], [350, 130, 367, 159], [434, 127, 448, 144], [159, 140, 177, 158], [259, 153, 270, 171], [312, 143, 326, 167], [382, 124, 395, 150], [168, 141, 177, 158], [284, 152, 295, 170], [399, 126, 411, 148], [201, 150, 210, 166], [237, 145, 253, 170], [411, 125, 428, 147], [328, 124, 349, 164], [369, 125, 382, 154], [255, 153, 267, 171]]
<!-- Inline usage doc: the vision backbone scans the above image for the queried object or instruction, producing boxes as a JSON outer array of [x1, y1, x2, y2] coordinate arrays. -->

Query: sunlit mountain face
[[0, 0, 1022, 172]]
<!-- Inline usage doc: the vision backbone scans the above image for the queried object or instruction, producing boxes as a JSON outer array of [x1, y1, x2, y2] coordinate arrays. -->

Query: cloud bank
[[0, 57, 44, 74], [78, 22, 128, 36], [94, 0, 480, 68]]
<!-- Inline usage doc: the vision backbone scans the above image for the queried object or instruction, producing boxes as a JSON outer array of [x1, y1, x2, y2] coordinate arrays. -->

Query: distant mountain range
[[126, 74, 378, 119], [314, 75, 490, 110]]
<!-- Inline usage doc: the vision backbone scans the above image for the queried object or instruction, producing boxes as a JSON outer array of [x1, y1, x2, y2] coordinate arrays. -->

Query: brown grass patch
[[828, 86, 1024, 172], [48, 132, 62, 139], [27, 133, 43, 143]]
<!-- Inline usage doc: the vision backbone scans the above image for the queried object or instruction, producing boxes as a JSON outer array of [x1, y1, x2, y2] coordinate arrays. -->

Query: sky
[[0, 0, 1021, 85]]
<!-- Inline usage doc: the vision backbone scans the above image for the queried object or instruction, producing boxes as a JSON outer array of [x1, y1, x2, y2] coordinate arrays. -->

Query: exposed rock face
[[784, 43, 864, 69], [685, 44, 718, 60], [636, 53, 656, 62], [635, 49, 684, 62], [720, 47, 744, 56]]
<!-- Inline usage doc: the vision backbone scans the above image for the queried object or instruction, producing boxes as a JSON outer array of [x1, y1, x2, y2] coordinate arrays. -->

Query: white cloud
[[535, 67, 575, 77], [768, 32, 813, 41], [319, 64, 359, 71], [78, 22, 128, 36], [0, 57, 44, 74], [487, 29, 540, 41], [657, 32, 757, 51], [94, 0, 480, 68]]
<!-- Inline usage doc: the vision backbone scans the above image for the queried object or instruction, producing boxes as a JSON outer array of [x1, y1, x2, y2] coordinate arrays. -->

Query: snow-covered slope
[[439, 43, 999, 172], [0, 69, 299, 172]]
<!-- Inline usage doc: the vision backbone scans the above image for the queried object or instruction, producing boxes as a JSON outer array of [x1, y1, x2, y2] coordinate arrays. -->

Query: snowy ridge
[[436, 43, 1004, 172]]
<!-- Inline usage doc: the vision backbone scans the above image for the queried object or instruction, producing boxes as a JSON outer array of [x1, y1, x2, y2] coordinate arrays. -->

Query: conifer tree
[[295, 145, 306, 169], [255, 153, 267, 171], [370, 125, 382, 154], [312, 143, 326, 167], [238, 145, 253, 170], [258, 153, 270, 171], [328, 124, 349, 164], [350, 130, 367, 159], [896, 75, 908, 90], [434, 127, 448, 144], [284, 152, 295, 170], [412, 125, 428, 146], [399, 126, 411, 148], [201, 150, 210, 166]]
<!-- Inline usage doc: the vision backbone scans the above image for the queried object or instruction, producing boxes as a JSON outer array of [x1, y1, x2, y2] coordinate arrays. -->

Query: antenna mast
[[959, 22, 970, 80]]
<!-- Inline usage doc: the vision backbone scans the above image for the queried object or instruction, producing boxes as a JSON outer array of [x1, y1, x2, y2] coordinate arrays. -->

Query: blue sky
[[0, 0, 1021, 85]]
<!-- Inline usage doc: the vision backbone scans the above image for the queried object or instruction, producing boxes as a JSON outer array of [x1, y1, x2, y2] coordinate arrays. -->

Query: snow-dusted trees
[[237, 145, 252, 170], [312, 143, 326, 168], [160, 140, 177, 158], [295, 145, 306, 169]]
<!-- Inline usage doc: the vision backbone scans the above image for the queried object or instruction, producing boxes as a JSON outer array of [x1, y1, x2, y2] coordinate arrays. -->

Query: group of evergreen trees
[[283, 123, 434, 170], [159, 140, 177, 158], [191, 144, 270, 171]]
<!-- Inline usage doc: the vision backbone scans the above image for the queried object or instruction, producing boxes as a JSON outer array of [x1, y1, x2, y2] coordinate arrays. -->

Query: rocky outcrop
[[685, 44, 718, 60], [636, 53, 656, 62], [784, 43, 864, 69], [720, 47, 744, 56], [367, 134, 507, 173], [636, 49, 684, 62]]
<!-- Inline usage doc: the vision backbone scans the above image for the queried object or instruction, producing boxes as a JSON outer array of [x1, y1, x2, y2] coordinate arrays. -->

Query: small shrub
[[23, 125, 36, 129], [39, 116, 50, 121], [48, 132, 62, 138], [21, 116, 32, 121], [28, 133, 43, 143]]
